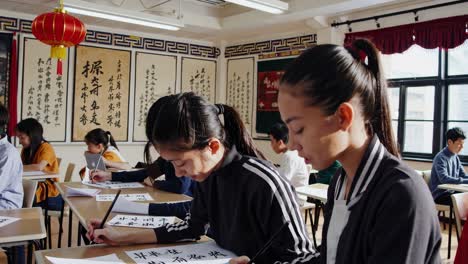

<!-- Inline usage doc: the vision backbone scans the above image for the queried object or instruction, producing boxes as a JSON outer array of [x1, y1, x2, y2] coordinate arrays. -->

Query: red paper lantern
[[32, 3, 86, 75]]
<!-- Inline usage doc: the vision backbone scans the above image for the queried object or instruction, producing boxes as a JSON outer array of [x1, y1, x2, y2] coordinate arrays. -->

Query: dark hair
[[447, 127, 466, 142], [280, 39, 399, 157], [0, 103, 8, 134], [15, 118, 45, 164], [269, 122, 289, 144], [151, 92, 264, 159], [84, 128, 118, 151], [144, 95, 176, 164]]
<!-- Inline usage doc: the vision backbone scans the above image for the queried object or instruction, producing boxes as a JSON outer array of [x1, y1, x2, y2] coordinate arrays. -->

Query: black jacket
[[320, 136, 441, 264], [155, 147, 318, 263]]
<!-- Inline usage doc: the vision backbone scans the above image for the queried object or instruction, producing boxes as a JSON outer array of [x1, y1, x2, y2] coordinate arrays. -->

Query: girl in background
[[16, 118, 61, 210], [80, 129, 131, 179]]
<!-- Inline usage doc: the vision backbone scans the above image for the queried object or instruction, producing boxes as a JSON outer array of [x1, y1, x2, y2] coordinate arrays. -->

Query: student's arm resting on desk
[[23, 160, 48, 171], [148, 200, 192, 219], [87, 219, 157, 245], [153, 187, 208, 243], [153, 175, 191, 194], [434, 158, 468, 184]]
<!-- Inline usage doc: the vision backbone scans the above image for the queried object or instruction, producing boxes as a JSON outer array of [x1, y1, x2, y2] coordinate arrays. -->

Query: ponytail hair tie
[[215, 104, 224, 115]]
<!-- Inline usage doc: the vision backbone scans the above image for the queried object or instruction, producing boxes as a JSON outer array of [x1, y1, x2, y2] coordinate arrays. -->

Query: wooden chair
[[22, 179, 38, 208], [451, 193, 467, 241], [421, 170, 451, 229], [44, 162, 75, 249]]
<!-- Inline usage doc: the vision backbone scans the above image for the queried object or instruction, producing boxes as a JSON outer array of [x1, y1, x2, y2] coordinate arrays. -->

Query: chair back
[[64, 163, 76, 182], [451, 193, 467, 237], [22, 179, 38, 208], [421, 170, 432, 186]]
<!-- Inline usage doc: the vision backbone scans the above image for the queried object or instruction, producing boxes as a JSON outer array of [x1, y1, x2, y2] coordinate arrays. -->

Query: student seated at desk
[[0, 103, 23, 209], [79, 129, 131, 178], [269, 122, 308, 205], [16, 118, 62, 210], [430, 127, 468, 205], [87, 92, 316, 263], [315, 160, 341, 185], [91, 96, 195, 219], [231, 40, 441, 264]]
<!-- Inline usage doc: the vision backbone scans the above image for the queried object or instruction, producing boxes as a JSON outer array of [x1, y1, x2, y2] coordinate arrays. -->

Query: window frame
[[387, 47, 468, 164]]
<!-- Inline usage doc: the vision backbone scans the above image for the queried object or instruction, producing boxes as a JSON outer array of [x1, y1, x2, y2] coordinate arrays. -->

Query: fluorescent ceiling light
[[225, 0, 288, 14], [64, 0, 183, 31]]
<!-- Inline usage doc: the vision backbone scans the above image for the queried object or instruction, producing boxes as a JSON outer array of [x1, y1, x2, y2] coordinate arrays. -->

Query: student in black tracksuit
[[91, 96, 195, 219], [87, 92, 317, 263], [233, 39, 442, 263]]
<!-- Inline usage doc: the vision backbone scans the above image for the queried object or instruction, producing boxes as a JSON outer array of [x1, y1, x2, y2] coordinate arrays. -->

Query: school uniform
[[21, 142, 60, 207], [112, 157, 195, 219], [154, 146, 318, 263], [320, 135, 441, 264]]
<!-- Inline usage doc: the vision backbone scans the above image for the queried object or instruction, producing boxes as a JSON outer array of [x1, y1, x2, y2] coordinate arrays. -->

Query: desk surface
[[56, 182, 192, 229], [438, 184, 468, 193], [296, 183, 329, 202], [23, 171, 60, 180], [35, 237, 210, 264], [0, 207, 46, 246]]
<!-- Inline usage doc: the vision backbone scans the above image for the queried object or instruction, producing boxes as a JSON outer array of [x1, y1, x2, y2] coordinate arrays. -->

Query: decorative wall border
[[225, 34, 317, 58], [0, 15, 220, 58]]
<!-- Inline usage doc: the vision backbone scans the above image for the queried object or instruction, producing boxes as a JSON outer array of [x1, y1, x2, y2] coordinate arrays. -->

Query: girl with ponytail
[[87, 92, 316, 263], [82, 128, 131, 175], [239, 38, 439, 264]]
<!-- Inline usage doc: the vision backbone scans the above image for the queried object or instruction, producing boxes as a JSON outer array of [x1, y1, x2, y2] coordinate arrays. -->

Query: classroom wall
[[0, 9, 219, 181]]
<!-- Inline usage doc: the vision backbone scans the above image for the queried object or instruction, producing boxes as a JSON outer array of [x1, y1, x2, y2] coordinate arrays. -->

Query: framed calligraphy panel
[[21, 38, 68, 142], [133, 52, 177, 142], [72, 45, 130, 142], [226, 57, 254, 134], [181, 57, 216, 103]]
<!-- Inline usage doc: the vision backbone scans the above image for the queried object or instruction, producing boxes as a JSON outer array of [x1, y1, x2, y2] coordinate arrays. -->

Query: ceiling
[[0, 0, 439, 43]]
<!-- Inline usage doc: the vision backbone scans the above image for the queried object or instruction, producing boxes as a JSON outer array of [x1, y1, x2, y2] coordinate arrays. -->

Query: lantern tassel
[[57, 59, 63, 75]]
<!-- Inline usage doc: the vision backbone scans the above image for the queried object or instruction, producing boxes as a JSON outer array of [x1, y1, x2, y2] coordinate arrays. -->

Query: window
[[385, 41, 468, 163]]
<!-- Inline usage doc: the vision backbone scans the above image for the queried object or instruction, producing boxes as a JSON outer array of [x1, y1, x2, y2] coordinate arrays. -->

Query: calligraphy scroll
[[133, 52, 176, 142], [181, 57, 216, 103], [226, 57, 254, 133], [0, 34, 11, 107], [73, 45, 130, 141], [21, 38, 68, 141]]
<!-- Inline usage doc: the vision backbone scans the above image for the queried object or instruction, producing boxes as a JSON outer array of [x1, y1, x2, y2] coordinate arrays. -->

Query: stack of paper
[[66, 187, 101, 197], [0, 216, 20, 228], [46, 253, 125, 264], [96, 193, 153, 202], [23, 171, 46, 176]]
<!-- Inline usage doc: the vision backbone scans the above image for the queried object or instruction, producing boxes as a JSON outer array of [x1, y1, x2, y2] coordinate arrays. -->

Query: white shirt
[[278, 150, 309, 204], [0, 135, 24, 209]]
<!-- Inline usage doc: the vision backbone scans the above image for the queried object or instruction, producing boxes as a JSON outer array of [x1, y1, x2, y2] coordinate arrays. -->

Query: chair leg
[[27, 242, 33, 264], [308, 209, 317, 248], [47, 215, 52, 249], [441, 211, 447, 230], [58, 202, 65, 248], [68, 207, 73, 247]]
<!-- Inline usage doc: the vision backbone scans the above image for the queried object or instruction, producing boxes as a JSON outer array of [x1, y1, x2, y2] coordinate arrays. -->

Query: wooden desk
[[296, 183, 329, 202], [56, 182, 192, 229], [0, 207, 46, 247], [438, 184, 468, 193], [0, 208, 47, 264], [22, 171, 60, 181], [35, 238, 210, 264]]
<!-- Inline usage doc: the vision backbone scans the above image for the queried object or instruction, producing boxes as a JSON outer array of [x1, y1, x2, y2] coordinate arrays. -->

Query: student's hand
[[229, 256, 251, 264], [90, 170, 111, 182], [86, 219, 125, 246]]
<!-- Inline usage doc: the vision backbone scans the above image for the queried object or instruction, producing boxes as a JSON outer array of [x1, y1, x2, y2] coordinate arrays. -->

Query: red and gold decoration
[[31, 0, 86, 75]]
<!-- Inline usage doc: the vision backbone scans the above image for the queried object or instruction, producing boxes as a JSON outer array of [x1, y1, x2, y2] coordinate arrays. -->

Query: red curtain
[[7, 33, 17, 136], [344, 15, 468, 54]]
